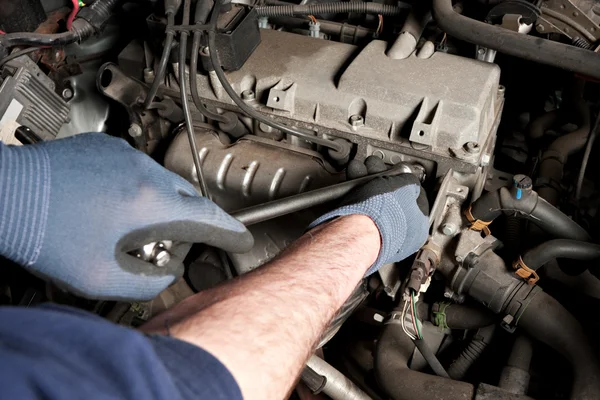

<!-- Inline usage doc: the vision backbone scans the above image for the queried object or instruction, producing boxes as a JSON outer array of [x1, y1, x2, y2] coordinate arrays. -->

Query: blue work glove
[[309, 167, 429, 275], [0, 133, 253, 301]]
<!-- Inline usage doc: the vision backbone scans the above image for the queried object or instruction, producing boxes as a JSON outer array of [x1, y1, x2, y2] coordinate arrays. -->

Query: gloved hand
[[0, 133, 253, 300], [309, 157, 429, 275]]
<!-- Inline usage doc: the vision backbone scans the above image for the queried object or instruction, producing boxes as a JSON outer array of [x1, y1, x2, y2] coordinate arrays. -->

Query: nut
[[128, 123, 143, 138], [153, 250, 171, 267], [349, 114, 364, 127]]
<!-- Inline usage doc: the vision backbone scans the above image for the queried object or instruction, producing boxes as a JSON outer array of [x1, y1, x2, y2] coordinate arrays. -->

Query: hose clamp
[[464, 205, 492, 236], [512, 256, 540, 285]]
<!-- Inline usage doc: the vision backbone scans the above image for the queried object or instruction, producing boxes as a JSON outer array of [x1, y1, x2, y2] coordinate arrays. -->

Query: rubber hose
[[0, 20, 89, 47], [432, 0, 600, 79], [0, 0, 121, 48], [413, 339, 449, 378], [375, 320, 475, 400], [518, 291, 600, 400], [255, 2, 405, 17], [522, 240, 600, 271], [418, 302, 497, 330], [469, 188, 590, 241], [447, 325, 495, 380]]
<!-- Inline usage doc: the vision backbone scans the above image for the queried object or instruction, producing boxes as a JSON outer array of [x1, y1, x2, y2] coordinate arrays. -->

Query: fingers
[[120, 196, 254, 254]]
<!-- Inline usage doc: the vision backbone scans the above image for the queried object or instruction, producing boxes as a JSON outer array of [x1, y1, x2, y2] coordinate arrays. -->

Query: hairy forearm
[[142, 215, 380, 399]]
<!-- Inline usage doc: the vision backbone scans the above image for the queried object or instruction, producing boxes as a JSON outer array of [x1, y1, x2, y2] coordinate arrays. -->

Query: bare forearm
[[142, 215, 380, 399]]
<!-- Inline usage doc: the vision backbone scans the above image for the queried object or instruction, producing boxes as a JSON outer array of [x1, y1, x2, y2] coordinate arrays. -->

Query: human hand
[[309, 157, 429, 275], [0, 133, 253, 300]]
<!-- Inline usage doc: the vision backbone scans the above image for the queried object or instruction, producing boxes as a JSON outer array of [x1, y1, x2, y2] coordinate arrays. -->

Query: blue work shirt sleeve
[[0, 304, 242, 400]]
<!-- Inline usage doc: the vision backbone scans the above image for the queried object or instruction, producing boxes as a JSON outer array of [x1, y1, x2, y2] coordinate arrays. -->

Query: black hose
[[469, 186, 590, 241], [0, 0, 121, 48], [255, 2, 406, 17], [375, 320, 475, 400], [518, 290, 600, 400], [143, 12, 176, 109], [207, 0, 347, 154], [413, 339, 449, 378], [431, 0, 600, 79], [0, 28, 82, 48], [179, 0, 210, 198], [418, 302, 497, 330], [521, 240, 600, 271], [447, 325, 495, 380]]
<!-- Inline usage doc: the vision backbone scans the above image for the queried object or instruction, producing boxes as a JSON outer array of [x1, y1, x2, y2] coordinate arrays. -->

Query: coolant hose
[[255, 2, 405, 17], [0, 0, 121, 48], [469, 181, 590, 241], [521, 240, 600, 271], [431, 0, 600, 79], [375, 319, 475, 400], [518, 290, 600, 400], [418, 302, 497, 330]]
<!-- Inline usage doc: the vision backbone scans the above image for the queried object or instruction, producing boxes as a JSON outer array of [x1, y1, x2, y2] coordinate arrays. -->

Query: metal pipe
[[231, 163, 421, 226], [305, 356, 371, 400]]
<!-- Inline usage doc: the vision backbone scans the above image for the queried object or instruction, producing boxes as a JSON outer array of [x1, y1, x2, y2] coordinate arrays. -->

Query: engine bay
[[1, 0, 600, 399]]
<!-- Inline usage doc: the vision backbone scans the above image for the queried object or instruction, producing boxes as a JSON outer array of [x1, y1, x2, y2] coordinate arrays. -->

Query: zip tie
[[512, 256, 540, 285], [464, 205, 492, 236]]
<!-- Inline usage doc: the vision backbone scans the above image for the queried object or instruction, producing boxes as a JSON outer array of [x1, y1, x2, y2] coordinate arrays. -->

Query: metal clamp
[[464, 205, 492, 236], [512, 256, 540, 285]]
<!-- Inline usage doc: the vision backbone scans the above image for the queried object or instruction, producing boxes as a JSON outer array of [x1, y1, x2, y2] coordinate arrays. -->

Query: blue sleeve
[[0, 304, 242, 400]]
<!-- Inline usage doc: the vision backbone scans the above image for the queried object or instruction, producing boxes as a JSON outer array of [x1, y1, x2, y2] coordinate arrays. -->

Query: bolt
[[241, 89, 255, 100], [573, 11, 579, 16], [477, 48, 486, 55], [444, 288, 454, 298], [61, 88, 73, 100], [464, 141, 480, 154], [442, 223, 457, 236], [498, 85, 506, 94], [128, 123, 143, 138], [153, 250, 171, 267], [456, 255, 463, 263], [349, 114, 364, 127], [537, 23, 545, 32]]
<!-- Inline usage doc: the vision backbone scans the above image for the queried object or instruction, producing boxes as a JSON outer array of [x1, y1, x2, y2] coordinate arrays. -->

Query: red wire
[[66, 0, 80, 30]]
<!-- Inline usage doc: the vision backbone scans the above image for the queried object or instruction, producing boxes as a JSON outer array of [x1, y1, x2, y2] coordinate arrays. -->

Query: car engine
[[2, 0, 600, 399]]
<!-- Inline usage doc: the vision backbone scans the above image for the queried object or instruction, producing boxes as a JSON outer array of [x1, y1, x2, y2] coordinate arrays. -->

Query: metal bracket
[[537, 0, 600, 42]]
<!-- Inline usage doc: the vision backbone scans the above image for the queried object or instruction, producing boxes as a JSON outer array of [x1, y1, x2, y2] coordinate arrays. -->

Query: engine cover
[[188, 29, 503, 178]]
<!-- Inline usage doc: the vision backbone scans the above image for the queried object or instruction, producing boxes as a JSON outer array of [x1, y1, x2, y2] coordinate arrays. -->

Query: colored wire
[[308, 15, 317, 23], [67, 0, 80, 30], [377, 14, 383, 35], [401, 298, 417, 340], [411, 291, 423, 339]]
